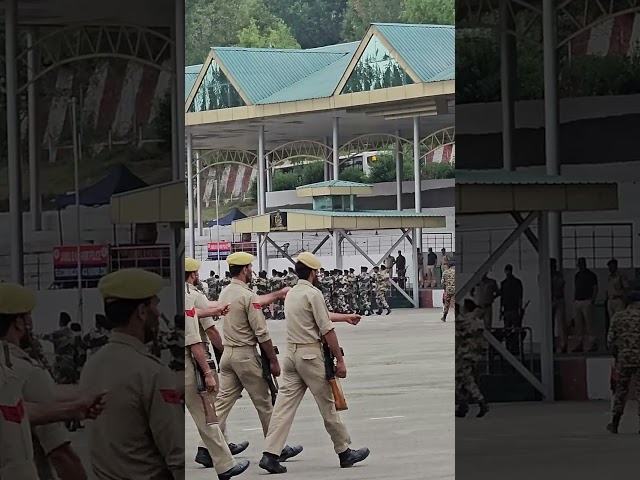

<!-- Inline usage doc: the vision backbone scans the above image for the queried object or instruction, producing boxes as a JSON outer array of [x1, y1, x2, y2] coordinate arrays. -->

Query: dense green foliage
[[186, 0, 455, 63]]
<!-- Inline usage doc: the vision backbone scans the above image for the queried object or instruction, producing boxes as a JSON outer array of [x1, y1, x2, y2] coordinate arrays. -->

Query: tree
[[366, 153, 414, 183], [401, 0, 454, 24], [340, 166, 368, 183], [341, 0, 405, 41], [301, 162, 325, 185], [422, 162, 454, 179], [238, 19, 301, 49]]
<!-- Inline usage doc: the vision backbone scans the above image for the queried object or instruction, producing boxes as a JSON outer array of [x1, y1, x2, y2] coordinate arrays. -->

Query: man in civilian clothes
[[573, 257, 598, 352], [500, 265, 524, 355]]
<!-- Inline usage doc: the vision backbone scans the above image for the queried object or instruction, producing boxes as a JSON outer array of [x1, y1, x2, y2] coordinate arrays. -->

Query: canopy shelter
[[185, 23, 455, 278], [456, 169, 619, 401], [207, 207, 246, 227], [232, 180, 447, 308], [109, 180, 184, 313]]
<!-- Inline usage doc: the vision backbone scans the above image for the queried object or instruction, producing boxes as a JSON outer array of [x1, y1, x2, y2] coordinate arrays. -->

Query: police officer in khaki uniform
[[184, 277, 250, 480], [185, 258, 250, 468], [216, 252, 303, 462], [606, 258, 629, 321], [259, 252, 370, 474], [79, 269, 189, 480]]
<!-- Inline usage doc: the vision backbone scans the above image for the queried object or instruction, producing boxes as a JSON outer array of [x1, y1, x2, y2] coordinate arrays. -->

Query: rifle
[[260, 345, 279, 405], [190, 356, 219, 425], [322, 344, 348, 411], [212, 345, 223, 371]]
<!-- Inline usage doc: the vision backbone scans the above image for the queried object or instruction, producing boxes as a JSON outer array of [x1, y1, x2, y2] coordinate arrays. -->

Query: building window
[[188, 59, 246, 112], [341, 35, 413, 94]]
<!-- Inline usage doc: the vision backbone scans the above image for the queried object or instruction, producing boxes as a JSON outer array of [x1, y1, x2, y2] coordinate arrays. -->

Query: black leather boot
[[229, 441, 249, 455], [219, 460, 250, 479], [607, 414, 622, 434], [259, 453, 287, 474], [195, 447, 213, 468], [476, 400, 489, 418], [338, 447, 370, 468], [279, 444, 303, 462]]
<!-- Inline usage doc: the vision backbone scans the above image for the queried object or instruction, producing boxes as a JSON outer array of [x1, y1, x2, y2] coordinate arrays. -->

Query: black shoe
[[376, 309, 382, 315], [195, 447, 213, 468], [259, 453, 287, 474], [386, 308, 391, 315], [219, 459, 250, 479], [476, 401, 489, 418], [338, 447, 370, 468], [229, 441, 249, 456], [607, 414, 621, 434], [279, 444, 303, 462], [366, 309, 372, 316], [455, 404, 468, 418]]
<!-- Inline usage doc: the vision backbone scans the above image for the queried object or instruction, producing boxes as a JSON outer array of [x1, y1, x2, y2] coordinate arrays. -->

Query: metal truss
[[197, 149, 257, 173], [0, 24, 173, 94], [267, 140, 331, 168], [420, 126, 455, 164], [339, 134, 412, 163]]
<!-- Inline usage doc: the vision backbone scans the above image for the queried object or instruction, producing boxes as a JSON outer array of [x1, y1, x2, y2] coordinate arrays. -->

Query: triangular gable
[[185, 64, 203, 102], [333, 25, 420, 96], [186, 51, 251, 113]]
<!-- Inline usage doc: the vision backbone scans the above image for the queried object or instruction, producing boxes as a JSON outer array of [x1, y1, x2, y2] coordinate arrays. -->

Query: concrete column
[[186, 133, 195, 258], [5, 0, 24, 283], [538, 211, 554, 401], [173, 0, 185, 181], [500, 0, 516, 171], [258, 126, 268, 269], [543, 0, 562, 265], [413, 116, 423, 261], [196, 153, 202, 236], [324, 136, 331, 181], [333, 230, 342, 270], [27, 30, 42, 231], [395, 130, 403, 210], [332, 117, 340, 180]]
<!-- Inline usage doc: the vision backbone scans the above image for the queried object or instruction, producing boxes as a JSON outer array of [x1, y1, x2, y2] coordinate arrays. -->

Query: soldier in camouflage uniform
[[606, 288, 640, 434], [158, 315, 185, 372], [83, 314, 110, 358], [219, 271, 231, 292], [284, 267, 299, 288], [333, 270, 349, 314], [206, 272, 220, 301], [373, 266, 391, 315], [346, 269, 358, 313], [441, 262, 456, 322], [455, 300, 488, 418], [42, 313, 76, 385], [357, 267, 373, 316], [255, 271, 273, 319], [319, 269, 334, 312], [270, 270, 286, 320], [24, 331, 53, 374]]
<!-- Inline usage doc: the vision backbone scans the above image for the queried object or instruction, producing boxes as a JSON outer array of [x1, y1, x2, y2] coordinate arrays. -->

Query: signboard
[[110, 245, 171, 279], [53, 245, 109, 287], [232, 241, 257, 256], [208, 241, 232, 260], [270, 211, 287, 232]]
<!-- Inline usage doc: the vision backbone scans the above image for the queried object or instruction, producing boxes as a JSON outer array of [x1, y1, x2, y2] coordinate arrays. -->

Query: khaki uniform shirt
[[284, 280, 335, 344], [218, 279, 271, 347], [6, 343, 69, 479], [1, 347, 39, 480], [607, 272, 629, 299], [185, 283, 216, 359], [79, 333, 184, 480]]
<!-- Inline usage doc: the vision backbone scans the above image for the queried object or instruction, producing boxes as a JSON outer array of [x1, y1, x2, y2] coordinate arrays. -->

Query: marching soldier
[[259, 252, 369, 474], [606, 287, 640, 434], [334, 270, 349, 314], [215, 253, 302, 461], [185, 258, 250, 467], [43, 313, 76, 385], [284, 268, 298, 288], [319, 269, 334, 312], [347, 269, 358, 313], [373, 266, 391, 315], [206, 272, 220, 301], [220, 272, 232, 291], [270, 270, 286, 320], [357, 267, 373, 316], [441, 259, 456, 322], [0, 283, 89, 479], [455, 300, 489, 418], [255, 271, 273, 319], [83, 314, 110, 358]]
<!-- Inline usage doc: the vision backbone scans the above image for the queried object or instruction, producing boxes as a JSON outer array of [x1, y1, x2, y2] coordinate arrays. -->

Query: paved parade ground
[[185, 308, 455, 480]]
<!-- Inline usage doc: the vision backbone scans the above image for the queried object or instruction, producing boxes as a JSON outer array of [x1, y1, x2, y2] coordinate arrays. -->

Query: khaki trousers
[[184, 358, 236, 474], [426, 266, 436, 287], [264, 344, 351, 456], [608, 297, 626, 320], [215, 345, 273, 438], [573, 300, 593, 336]]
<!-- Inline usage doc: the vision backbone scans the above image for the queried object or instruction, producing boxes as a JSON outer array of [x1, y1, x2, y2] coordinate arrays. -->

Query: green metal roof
[[306, 41, 360, 54], [456, 169, 617, 185], [282, 209, 439, 217], [213, 47, 345, 104], [185, 64, 202, 100], [296, 180, 373, 189], [374, 23, 454, 82]]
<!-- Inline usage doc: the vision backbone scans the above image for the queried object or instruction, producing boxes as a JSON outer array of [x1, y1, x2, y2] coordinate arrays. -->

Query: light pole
[[214, 177, 221, 275], [70, 97, 84, 327]]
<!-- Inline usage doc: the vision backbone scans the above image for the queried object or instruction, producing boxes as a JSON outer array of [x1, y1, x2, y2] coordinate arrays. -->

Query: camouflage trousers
[[322, 292, 333, 312], [54, 358, 78, 384], [375, 290, 389, 310], [273, 299, 285, 320], [612, 365, 640, 418], [345, 293, 358, 312], [443, 293, 454, 319], [358, 289, 372, 312], [456, 361, 484, 404], [334, 294, 349, 313]]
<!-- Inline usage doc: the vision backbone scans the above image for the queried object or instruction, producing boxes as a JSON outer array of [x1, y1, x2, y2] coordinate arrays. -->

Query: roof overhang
[[110, 180, 183, 224], [296, 185, 374, 197], [456, 183, 619, 214], [231, 210, 446, 234]]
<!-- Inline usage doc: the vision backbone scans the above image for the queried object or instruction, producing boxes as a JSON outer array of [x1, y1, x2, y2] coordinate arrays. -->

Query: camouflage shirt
[[283, 273, 299, 288], [442, 267, 456, 296], [254, 277, 270, 295], [608, 304, 640, 366], [455, 311, 485, 365], [357, 272, 372, 291], [206, 277, 219, 300]]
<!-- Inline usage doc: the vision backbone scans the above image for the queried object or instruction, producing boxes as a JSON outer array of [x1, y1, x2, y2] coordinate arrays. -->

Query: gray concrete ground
[[186, 308, 454, 480], [456, 401, 640, 480]]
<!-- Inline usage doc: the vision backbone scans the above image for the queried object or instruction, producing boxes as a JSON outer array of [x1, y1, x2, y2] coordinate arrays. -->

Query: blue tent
[[55, 164, 148, 209], [207, 208, 247, 227]]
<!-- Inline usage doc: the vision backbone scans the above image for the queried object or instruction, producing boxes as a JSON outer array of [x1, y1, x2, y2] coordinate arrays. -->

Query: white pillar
[[5, 0, 24, 283], [324, 136, 331, 181], [500, 0, 516, 171], [413, 117, 422, 307], [196, 153, 202, 236], [186, 133, 195, 258], [395, 130, 403, 210], [258, 126, 267, 269], [538, 211, 554, 401], [27, 30, 42, 232], [173, 0, 185, 181], [332, 117, 340, 180], [543, 0, 562, 266], [333, 230, 342, 271]]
